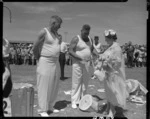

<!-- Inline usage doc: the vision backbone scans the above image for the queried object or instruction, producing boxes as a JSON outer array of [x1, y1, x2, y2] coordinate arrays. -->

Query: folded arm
[[32, 29, 46, 60]]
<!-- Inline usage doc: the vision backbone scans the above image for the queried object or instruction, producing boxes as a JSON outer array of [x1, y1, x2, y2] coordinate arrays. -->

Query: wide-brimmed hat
[[104, 29, 116, 36]]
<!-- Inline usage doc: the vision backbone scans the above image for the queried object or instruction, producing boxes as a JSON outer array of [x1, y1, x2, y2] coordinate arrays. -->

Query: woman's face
[[105, 37, 114, 46]]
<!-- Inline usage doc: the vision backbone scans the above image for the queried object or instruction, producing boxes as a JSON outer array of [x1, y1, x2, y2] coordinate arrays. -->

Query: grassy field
[[9, 64, 147, 118]]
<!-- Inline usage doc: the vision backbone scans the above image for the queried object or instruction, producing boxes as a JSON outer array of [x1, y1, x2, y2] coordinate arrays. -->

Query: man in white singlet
[[69, 24, 94, 109], [32, 15, 62, 116], [92, 36, 101, 69], [93, 36, 101, 54]]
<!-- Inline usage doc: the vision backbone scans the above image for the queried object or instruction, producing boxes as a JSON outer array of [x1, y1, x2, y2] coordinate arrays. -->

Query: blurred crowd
[[8, 43, 36, 65], [8, 42, 72, 66], [121, 41, 147, 68], [7, 41, 146, 68]]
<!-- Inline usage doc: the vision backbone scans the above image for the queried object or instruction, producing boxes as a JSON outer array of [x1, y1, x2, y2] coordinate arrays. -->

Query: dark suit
[[126, 45, 134, 68]]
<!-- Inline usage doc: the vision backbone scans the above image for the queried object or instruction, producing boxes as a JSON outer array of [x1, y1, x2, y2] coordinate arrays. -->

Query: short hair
[[50, 15, 62, 24], [82, 24, 91, 31]]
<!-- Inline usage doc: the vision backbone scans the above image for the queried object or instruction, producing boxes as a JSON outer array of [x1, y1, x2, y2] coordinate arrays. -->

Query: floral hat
[[104, 29, 117, 40]]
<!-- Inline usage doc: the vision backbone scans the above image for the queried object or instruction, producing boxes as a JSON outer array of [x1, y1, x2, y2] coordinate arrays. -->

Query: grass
[[10, 64, 147, 118]]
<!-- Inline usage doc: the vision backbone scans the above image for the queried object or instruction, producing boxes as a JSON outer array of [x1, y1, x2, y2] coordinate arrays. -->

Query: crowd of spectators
[[9, 43, 36, 65], [8, 41, 146, 68], [99, 41, 146, 68], [121, 41, 147, 68]]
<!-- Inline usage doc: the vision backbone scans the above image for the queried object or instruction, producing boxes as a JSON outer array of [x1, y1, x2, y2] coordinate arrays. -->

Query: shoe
[[72, 103, 77, 109], [53, 109, 59, 113], [60, 77, 65, 80], [38, 112, 49, 117], [47, 108, 60, 114], [37, 109, 43, 113], [91, 75, 97, 80]]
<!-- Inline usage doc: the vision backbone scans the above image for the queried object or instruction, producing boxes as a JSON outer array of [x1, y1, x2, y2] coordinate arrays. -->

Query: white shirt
[[93, 42, 101, 53], [60, 42, 68, 53], [74, 35, 92, 65], [40, 28, 60, 57]]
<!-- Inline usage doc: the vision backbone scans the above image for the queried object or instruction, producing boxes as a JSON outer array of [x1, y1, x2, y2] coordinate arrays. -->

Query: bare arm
[[91, 38, 94, 52], [32, 29, 46, 59], [69, 36, 82, 61]]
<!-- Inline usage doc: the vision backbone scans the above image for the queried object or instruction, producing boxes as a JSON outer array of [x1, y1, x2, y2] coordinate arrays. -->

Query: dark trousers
[[127, 55, 133, 68], [59, 52, 66, 79], [133, 58, 139, 67], [17, 55, 21, 65]]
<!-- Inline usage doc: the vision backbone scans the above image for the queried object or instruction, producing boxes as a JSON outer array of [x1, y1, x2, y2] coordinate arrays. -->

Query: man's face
[[50, 18, 62, 31], [81, 29, 90, 39], [55, 21, 61, 30], [94, 37, 99, 43]]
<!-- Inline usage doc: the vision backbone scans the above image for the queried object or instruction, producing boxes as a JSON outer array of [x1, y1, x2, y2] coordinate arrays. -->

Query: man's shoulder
[[97, 43, 101, 47], [71, 36, 79, 42], [38, 28, 47, 36], [74, 35, 79, 39]]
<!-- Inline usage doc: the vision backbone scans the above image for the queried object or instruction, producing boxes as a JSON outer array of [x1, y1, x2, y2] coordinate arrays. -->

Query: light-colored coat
[[101, 42, 128, 109]]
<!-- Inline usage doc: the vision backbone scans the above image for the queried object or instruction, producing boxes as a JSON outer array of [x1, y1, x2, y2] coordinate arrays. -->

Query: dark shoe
[[60, 77, 65, 80], [47, 108, 59, 115]]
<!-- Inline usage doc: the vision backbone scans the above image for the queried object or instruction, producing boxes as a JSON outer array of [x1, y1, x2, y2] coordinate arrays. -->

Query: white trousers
[[36, 56, 60, 112], [71, 62, 90, 105]]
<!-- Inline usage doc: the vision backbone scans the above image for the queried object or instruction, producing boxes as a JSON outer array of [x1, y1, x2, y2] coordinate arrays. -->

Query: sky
[[3, 0, 147, 45]]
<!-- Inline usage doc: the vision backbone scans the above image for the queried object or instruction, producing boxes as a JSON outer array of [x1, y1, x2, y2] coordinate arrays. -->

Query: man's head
[[49, 15, 63, 32], [128, 41, 132, 46], [94, 36, 99, 44], [81, 24, 91, 39]]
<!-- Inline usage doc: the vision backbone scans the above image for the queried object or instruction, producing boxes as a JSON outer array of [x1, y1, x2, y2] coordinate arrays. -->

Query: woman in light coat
[[99, 29, 129, 117]]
